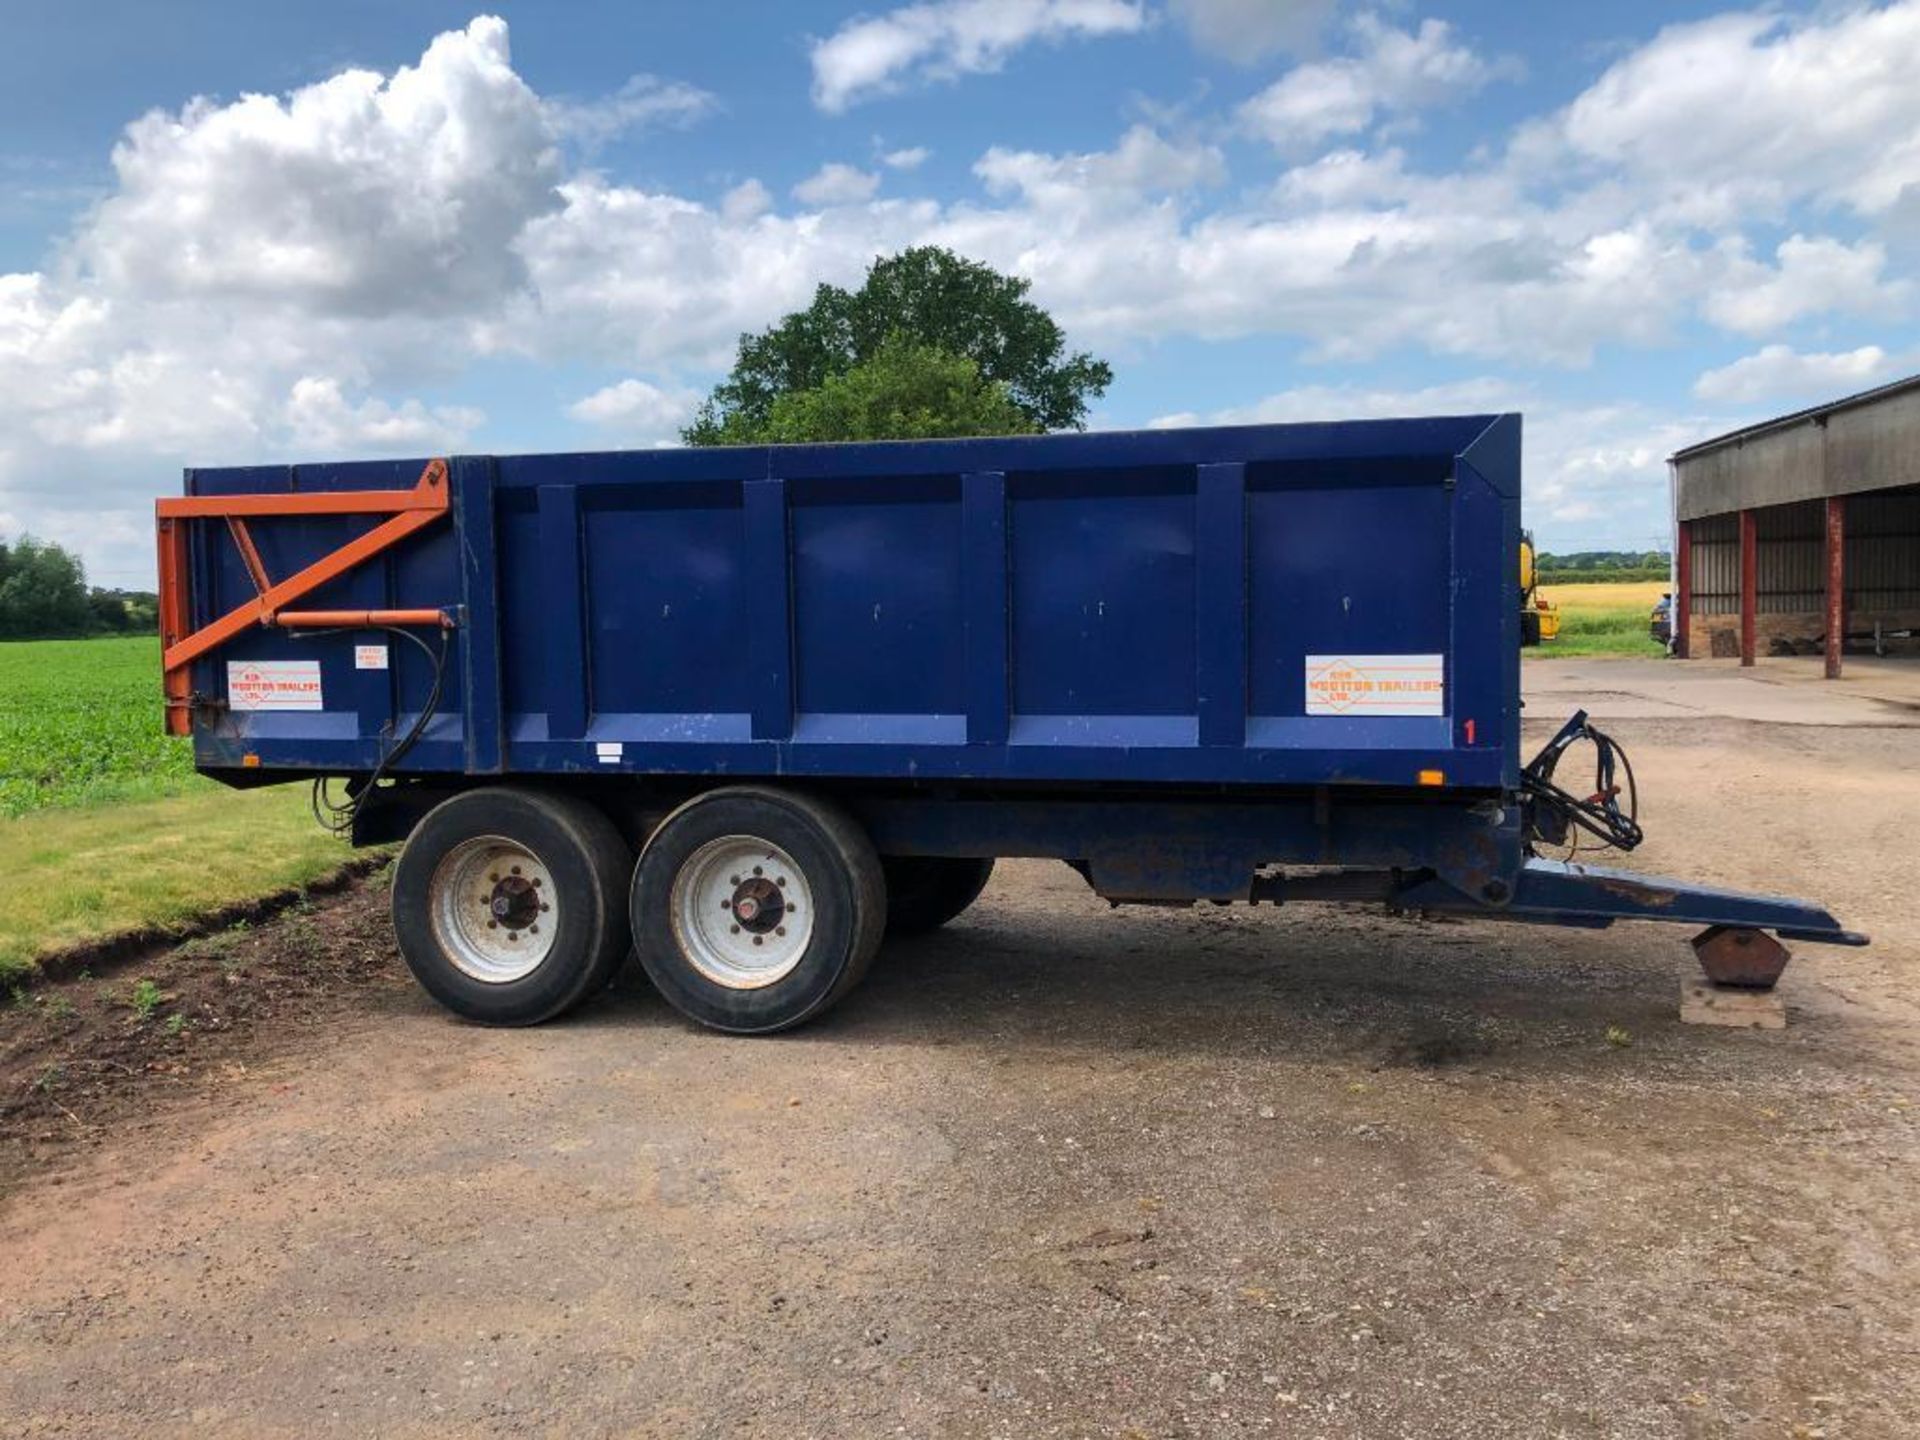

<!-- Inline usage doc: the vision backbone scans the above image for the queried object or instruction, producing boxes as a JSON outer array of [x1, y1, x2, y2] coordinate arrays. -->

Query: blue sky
[[3, 0, 1917, 585]]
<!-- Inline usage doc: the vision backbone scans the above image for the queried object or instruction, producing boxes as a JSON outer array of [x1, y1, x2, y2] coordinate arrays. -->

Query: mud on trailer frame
[[156, 417, 1864, 1033]]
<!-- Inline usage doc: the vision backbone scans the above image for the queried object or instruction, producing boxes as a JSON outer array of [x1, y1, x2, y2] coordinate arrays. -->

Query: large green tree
[[684, 247, 1110, 445], [0, 536, 91, 639], [698, 336, 1036, 446]]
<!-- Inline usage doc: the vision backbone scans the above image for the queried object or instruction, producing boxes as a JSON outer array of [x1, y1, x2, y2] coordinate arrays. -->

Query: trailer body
[[156, 416, 1861, 1030]]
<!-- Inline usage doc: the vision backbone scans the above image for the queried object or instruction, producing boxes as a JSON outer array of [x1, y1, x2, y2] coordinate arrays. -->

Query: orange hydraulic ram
[[156, 458, 454, 735], [276, 609, 454, 629]]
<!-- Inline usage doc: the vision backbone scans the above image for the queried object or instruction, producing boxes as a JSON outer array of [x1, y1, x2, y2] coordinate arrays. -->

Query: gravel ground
[[2, 707, 1916, 1438]]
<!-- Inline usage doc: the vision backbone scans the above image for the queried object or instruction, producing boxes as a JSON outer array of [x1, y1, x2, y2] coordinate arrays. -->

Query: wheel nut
[[540, 903, 550, 913], [487, 920, 498, 930], [775, 926, 786, 937], [753, 865, 763, 876], [730, 924, 740, 934], [752, 936, 764, 946], [530, 925, 539, 935], [511, 866, 522, 876], [776, 877, 786, 888]]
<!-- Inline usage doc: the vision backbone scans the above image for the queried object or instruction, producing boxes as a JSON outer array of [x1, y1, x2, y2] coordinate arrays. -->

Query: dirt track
[[3, 692, 1917, 1437]]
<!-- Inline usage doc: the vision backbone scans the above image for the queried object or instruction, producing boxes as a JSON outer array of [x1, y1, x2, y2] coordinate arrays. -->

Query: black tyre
[[392, 787, 632, 1026], [1520, 609, 1542, 647], [882, 856, 995, 936], [631, 787, 886, 1034]]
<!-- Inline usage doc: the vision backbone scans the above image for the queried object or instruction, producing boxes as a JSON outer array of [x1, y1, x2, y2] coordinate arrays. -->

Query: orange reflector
[[1417, 769, 1445, 787], [242, 753, 261, 768]]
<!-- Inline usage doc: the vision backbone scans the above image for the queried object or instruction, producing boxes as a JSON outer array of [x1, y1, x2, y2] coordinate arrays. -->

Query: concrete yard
[[3, 657, 1917, 1438]]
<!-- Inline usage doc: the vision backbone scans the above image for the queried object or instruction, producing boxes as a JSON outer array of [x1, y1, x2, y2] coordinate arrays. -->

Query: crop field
[[1532, 579, 1669, 659], [0, 637, 195, 816], [0, 637, 355, 981]]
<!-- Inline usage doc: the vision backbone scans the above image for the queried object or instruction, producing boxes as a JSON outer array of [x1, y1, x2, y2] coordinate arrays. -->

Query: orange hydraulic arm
[[156, 458, 455, 735]]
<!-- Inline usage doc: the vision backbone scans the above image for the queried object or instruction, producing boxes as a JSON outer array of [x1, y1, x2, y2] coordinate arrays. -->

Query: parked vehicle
[[1650, 592, 1673, 646], [154, 416, 1864, 1032], [1518, 530, 1561, 645]]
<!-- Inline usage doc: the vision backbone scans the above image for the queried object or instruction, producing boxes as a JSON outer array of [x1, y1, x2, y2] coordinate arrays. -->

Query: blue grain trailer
[[155, 416, 1863, 1031]]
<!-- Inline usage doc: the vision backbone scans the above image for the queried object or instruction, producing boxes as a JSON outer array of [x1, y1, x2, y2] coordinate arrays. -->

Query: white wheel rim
[[428, 835, 558, 984], [670, 835, 816, 990]]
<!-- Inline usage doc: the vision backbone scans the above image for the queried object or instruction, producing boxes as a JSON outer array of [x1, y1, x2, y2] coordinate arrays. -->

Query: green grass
[[1529, 580, 1670, 660], [0, 784, 355, 983], [0, 636, 195, 816], [0, 635, 364, 983]]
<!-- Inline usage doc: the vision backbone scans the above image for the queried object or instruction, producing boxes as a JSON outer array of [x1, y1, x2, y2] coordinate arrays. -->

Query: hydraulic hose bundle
[[298, 623, 451, 837], [1522, 708, 1643, 857]]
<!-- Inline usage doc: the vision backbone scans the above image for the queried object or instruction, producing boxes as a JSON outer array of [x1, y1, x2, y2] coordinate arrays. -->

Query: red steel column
[[1739, 508, 1758, 667], [1674, 518, 1692, 658], [1824, 496, 1846, 680]]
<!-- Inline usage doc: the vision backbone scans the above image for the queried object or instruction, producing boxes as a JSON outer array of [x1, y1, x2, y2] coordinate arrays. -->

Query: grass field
[[0, 636, 355, 982], [1531, 579, 1669, 659]]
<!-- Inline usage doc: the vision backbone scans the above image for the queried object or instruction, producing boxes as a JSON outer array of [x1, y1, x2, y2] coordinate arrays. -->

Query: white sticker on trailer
[[227, 659, 324, 712], [354, 644, 389, 670], [1305, 654, 1444, 716], [595, 742, 623, 764]]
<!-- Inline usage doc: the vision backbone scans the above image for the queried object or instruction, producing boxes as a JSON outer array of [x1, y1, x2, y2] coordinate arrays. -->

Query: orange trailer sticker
[[1305, 655, 1444, 717], [227, 660, 324, 712]]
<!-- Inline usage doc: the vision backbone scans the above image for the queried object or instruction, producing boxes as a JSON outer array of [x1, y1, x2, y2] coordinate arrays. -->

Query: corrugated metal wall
[[1847, 489, 1920, 611], [1687, 486, 1920, 616], [1756, 499, 1823, 614], [1690, 512, 1738, 615]]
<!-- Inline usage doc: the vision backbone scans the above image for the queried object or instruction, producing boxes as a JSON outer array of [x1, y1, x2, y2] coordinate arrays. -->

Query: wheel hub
[[489, 875, 541, 930], [729, 877, 784, 932]]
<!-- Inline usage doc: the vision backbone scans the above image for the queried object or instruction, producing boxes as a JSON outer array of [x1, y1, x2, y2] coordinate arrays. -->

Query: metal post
[[1824, 496, 1846, 680], [1739, 508, 1757, 667], [1674, 518, 1692, 659]]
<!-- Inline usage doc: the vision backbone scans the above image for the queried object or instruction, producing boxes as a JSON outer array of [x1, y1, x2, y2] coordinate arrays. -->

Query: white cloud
[[1239, 16, 1519, 152], [809, 0, 1147, 111], [974, 124, 1224, 206], [882, 145, 931, 170], [1693, 344, 1899, 405], [284, 376, 484, 451], [544, 73, 716, 149], [1518, 5, 1920, 224], [1703, 235, 1907, 335], [792, 162, 883, 206], [567, 377, 701, 442], [81, 16, 558, 319], [720, 178, 773, 222], [1169, 0, 1335, 62]]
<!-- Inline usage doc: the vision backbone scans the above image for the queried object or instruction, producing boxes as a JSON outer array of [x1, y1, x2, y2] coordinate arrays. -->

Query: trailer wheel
[[631, 788, 886, 1034], [393, 788, 632, 1026], [882, 856, 995, 935]]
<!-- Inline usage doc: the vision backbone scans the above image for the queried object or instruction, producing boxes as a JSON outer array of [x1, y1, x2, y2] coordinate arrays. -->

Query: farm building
[[1670, 373, 1920, 677]]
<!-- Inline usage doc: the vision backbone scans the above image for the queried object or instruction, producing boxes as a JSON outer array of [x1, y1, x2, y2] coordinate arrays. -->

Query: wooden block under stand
[[1680, 976, 1786, 1030]]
